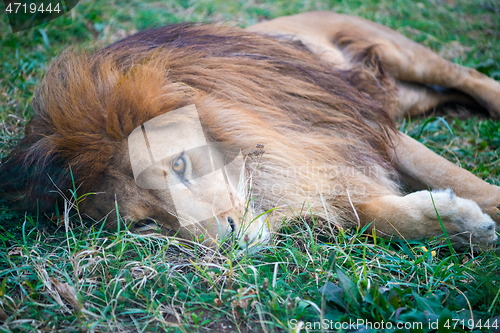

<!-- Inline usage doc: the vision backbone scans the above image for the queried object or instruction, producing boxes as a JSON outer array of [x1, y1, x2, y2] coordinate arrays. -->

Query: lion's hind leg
[[323, 14, 500, 119], [248, 11, 500, 118], [395, 82, 480, 117], [358, 189, 497, 250]]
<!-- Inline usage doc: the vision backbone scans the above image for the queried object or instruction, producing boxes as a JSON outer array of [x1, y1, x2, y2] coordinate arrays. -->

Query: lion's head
[[0, 24, 396, 249]]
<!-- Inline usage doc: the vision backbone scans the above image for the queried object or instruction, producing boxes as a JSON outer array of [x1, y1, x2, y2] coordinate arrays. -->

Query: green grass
[[1, 0, 500, 332]]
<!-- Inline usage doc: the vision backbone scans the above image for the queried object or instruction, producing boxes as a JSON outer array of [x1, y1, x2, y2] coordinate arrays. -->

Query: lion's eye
[[172, 155, 186, 177]]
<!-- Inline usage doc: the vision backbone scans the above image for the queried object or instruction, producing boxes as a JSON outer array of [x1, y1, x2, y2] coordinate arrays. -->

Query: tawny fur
[[0, 24, 399, 228]]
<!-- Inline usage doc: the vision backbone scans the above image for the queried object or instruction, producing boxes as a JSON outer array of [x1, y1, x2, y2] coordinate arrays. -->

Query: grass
[[1, 0, 500, 332]]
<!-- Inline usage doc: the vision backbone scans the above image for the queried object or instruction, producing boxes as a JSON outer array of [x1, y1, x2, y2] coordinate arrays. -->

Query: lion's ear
[[0, 132, 72, 214]]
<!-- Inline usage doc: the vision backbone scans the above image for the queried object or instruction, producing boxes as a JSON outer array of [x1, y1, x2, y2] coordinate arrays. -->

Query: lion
[[1, 11, 499, 250]]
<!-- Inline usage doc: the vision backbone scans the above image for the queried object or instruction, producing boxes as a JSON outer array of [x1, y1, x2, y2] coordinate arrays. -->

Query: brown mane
[[0, 23, 397, 225]]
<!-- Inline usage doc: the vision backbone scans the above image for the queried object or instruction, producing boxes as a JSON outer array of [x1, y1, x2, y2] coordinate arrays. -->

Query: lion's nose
[[227, 217, 236, 233]]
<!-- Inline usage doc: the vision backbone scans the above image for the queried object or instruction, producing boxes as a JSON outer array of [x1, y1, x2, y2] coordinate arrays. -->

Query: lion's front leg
[[390, 132, 500, 226], [359, 190, 497, 250]]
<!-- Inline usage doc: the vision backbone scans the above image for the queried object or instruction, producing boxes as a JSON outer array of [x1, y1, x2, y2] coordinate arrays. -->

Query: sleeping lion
[[1, 12, 499, 251]]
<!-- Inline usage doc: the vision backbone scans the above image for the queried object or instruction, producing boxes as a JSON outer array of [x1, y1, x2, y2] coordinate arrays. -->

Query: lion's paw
[[424, 189, 498, 249]]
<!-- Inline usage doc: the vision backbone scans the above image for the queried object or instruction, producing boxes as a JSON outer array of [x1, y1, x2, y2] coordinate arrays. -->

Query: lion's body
[[1, 12, 499, 249]]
